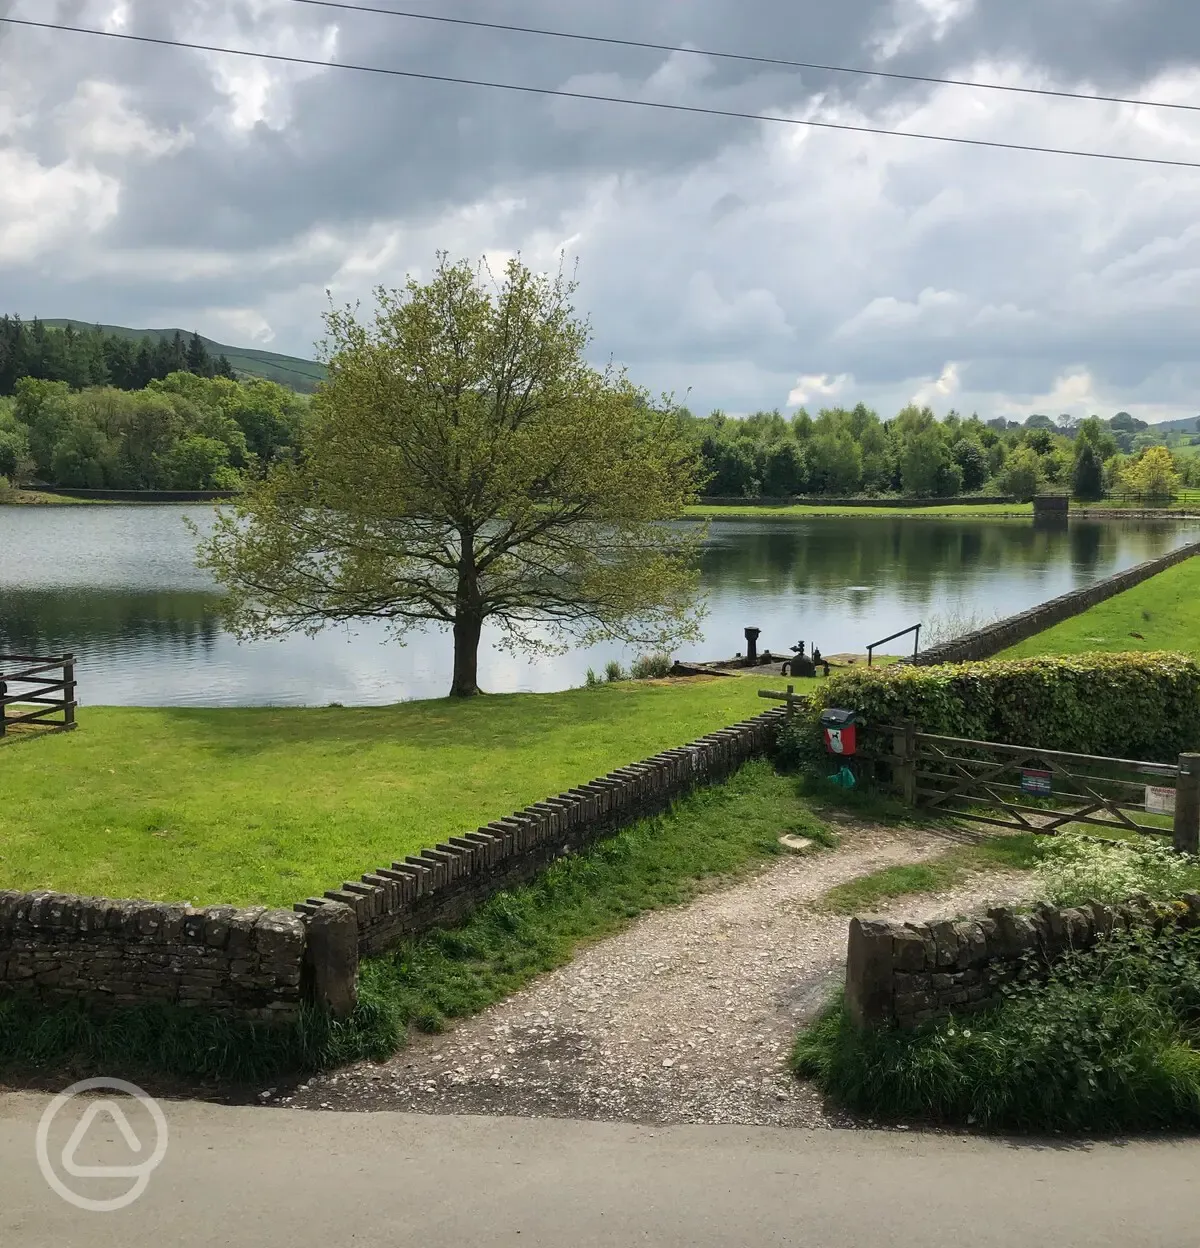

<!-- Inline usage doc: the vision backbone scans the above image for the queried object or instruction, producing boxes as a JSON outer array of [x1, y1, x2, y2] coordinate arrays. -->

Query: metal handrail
[[866, 623, 921, 666]]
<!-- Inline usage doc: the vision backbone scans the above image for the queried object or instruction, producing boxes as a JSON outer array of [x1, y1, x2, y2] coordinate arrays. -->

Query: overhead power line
[[284, 0, 1200, 116], [5, 16, 1200, 171]]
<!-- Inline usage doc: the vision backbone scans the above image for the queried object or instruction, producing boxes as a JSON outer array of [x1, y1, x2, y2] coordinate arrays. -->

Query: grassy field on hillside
[[1000, 556, 1200, 661], [0, 676, 807, 907]]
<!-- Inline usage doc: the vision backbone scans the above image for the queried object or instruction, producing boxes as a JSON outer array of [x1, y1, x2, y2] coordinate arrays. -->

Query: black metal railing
[[866, 624, 921, 666]]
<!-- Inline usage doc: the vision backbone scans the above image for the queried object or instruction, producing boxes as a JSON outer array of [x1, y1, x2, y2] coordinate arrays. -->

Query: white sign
[[1146, 785, 1177, 815], [36, 1078, 168, 1213]]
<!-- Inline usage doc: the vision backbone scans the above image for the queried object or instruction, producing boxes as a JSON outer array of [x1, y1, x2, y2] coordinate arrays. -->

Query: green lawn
[[999, 556, 1200, 661], [686, 502, 1033, 519], [0, 676, 810, 908]]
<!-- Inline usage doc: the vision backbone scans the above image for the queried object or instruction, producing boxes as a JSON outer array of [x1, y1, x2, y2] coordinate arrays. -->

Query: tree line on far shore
[[683, 405, 1200, 501], [0, 373, 309, 491], [0, 316, 236, 395]]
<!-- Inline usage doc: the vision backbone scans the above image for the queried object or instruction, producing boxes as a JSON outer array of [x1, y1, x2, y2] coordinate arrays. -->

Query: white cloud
[[910, 361, 961, 406], [0, 148, 119, 263], [184, 5, 340, 133], [873, 0, 977, 59], [787, 374, 853, 408], [60, 82, 192, 159], [204, 307, 276, 343]]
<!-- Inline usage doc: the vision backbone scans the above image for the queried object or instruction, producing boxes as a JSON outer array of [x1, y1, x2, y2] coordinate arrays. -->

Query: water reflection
[[0, 507, 1194, 706]]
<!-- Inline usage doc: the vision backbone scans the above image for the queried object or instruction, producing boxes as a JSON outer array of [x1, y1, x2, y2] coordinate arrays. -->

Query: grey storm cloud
[[3, 0, 1200, 421]]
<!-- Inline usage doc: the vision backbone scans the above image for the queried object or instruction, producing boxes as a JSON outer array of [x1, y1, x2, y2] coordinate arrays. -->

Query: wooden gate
[[870, 721, 1200, 853], [0, 654, 77, 739]]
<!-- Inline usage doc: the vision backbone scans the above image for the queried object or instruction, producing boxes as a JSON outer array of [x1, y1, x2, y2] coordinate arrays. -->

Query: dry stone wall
[[845, 893, 1200, 1029], [0, 891, 311, 1021]]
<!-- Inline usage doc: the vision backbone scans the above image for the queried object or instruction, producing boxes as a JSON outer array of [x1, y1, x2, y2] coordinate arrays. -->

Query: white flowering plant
[[1033, 832, 1197, 907]]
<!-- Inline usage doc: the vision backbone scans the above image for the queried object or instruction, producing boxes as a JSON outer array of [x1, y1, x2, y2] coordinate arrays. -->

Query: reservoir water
[[0, 507, 1193, 706]]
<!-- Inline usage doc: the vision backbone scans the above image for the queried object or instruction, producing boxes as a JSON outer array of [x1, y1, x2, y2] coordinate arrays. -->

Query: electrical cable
[[282, 0, 1200, 116], [4, 16, 1200, 170]]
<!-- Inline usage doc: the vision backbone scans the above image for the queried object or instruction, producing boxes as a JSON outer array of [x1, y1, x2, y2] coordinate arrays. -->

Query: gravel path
[[272, 817, 1032, 1126]]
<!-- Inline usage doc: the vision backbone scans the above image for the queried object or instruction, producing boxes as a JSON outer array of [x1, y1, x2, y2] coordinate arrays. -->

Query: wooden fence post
[[1174, 754, 1200, 855], [784, 684, 795, 722], [892, 719, 917, 805], [62, 654, 76, 730]]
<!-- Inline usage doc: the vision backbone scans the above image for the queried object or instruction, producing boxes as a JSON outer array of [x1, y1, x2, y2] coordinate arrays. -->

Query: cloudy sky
[[3, 0, 1200, 423]]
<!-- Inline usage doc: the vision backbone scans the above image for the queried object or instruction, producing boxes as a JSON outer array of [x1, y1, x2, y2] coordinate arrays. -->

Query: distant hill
[[1151, 414, 1200, 432], [42, 320, 327, 393]]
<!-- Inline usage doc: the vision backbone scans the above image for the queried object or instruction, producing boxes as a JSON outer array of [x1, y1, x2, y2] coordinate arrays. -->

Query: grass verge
[[0, 489, 94, 505], [0, 677, 805, 907], [793, 921, 1200, 1132], [999, 555, 1200, 662], [818, 835, 1041, 913], [1, 760, 822, 1081]]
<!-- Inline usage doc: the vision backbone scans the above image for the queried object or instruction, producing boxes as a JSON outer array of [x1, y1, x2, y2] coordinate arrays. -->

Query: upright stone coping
[[913, 540, 1200, 666], [295, 706, 788, 957], [844, 893, 1200, 1029]]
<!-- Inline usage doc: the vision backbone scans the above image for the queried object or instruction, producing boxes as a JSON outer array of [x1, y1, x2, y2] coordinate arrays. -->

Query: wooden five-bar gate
[[866, 721, 1200, 854], [0, 654, 77, 739]]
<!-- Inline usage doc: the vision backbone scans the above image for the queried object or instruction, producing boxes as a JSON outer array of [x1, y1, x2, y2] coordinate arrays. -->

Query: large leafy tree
[[199, 256, 706, 697], [1122, 445, 1181, 499]]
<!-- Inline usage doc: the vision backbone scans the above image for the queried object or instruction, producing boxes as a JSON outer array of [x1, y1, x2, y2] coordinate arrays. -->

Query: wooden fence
[[862, 721, 1200, 853], [0, 654, 76, 739]]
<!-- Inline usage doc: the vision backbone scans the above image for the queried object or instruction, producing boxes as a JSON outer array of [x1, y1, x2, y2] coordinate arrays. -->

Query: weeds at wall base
[[795, 924, 1200, 1133]]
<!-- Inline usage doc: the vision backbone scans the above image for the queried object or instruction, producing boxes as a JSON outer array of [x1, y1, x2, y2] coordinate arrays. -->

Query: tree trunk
[[450, 611, 483, 697], [450, 529, 483, 697]]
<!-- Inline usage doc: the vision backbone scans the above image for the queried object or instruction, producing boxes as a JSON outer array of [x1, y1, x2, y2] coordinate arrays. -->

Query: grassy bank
[[686, 502, 1032, 519], [0, 489, 92, 505], [1, 760, 821, 1081], [999, 556, 1200, 661], [0, 676, 813, 907]]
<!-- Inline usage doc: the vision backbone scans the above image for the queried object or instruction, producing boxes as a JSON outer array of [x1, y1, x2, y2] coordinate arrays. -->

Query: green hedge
[[777, 652, 1200, 766]]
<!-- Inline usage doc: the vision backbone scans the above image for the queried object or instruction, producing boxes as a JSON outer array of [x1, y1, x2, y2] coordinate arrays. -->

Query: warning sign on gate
[[1021, 768, 1053, 796], [1146, 785, 1177, 815]]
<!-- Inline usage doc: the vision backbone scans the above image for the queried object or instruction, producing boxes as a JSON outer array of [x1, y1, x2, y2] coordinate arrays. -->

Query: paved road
[[1, 1093, 1197, 1247]]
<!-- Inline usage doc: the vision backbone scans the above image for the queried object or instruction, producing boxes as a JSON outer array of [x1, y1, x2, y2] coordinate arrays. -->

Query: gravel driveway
[[272, 817, 1031, 1126]]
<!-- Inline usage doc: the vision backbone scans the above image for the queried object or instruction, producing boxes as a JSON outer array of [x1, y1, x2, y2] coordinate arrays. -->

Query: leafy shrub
[[1035, 833, 1197, 906], [0, 473, 9, 497], [584, 666, 600, 687], [775, 652, 1200, 768], [604, 660, 626, 683], [795, 923, 1200, 1131], [630, 652, 673, 680]]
